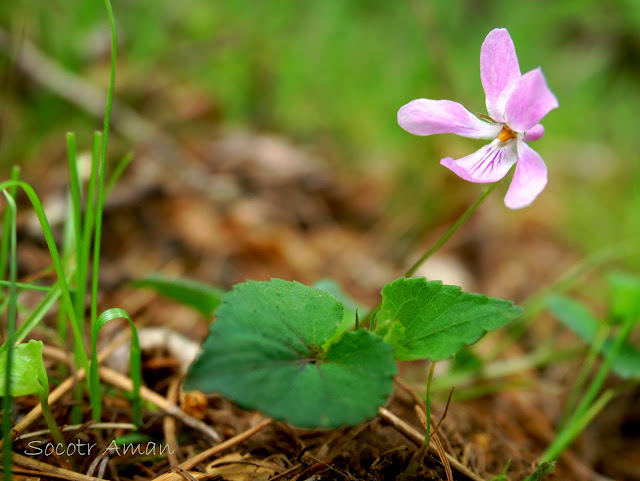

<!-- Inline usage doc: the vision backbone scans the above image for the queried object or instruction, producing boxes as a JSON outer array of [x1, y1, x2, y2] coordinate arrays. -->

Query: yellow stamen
[[497, 126, 516, 142]]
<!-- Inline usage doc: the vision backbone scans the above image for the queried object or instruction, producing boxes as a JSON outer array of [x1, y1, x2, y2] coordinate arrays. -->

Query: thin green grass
[[87, 0, 118, 421], [1, 190, 18, 476], [1, 0, 135, 432], [90, 308, 142, 426], [105, 151, 134, 198], [559, 325, 609, 426], [0, 283, 62, 350], [541, 316, 636, 461], [0, 179, 90, 375], [0, 280, 60, 292], [0, 167, 19, 282], [58, 195, 75, 345]]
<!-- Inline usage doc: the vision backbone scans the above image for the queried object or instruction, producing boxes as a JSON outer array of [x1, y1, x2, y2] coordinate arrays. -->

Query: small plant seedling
[[185, 278, 522, 428], [0, 340, 70, 466], [183, 27, 550, 436]]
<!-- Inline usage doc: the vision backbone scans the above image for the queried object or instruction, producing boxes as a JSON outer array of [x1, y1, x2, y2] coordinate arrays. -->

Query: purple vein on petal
[[440, 142, 518, 184]]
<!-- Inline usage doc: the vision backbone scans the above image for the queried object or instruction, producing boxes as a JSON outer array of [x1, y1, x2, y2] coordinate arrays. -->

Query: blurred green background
[[1, 0, 639, 266]]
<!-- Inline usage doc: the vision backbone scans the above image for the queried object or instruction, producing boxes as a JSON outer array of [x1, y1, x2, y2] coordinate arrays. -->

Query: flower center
[[497, 125, 517, 142]]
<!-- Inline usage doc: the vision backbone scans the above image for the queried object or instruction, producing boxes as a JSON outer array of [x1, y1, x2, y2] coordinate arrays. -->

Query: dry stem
[[9, 452, 105, 481], [153, 418, 273, 481], [98, 366, 220, 443], [378, 407, 485, 481], [163, 378, 182, 467]]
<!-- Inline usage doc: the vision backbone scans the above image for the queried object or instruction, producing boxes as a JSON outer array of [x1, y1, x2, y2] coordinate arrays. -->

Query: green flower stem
[[540, 317, 634, 462], [365, 183, 498, 330], [404, 182, 498, 278], [424, 361, 435, 446]]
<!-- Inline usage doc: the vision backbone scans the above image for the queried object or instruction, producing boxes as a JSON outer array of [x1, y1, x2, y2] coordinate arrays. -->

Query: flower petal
[[504, 141, 548, 209], [504, 68, 558, 132], [524, 124, 545, 142], [480, 28, 521, 122], [398, 99, 502, 139], [440, 140, 518, 183]]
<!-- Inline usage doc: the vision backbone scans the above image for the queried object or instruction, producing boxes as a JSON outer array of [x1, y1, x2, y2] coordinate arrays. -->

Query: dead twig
[[9, 452, 105, 481], [378, 407, 485, 481], [163, 467, 209, 480], [15, 422, 136, 441], [394, 377, 426, 409], [98, 366, 220, 443], [153, 418, 273, 481], [266, 463, 304, 481], [86, 453, 109, 478], [163, 377, 182, 467], [42, 341, 220, 443]]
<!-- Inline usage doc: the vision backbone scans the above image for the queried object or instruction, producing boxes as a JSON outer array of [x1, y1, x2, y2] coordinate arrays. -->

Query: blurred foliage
[[1, 0, 639, 265]]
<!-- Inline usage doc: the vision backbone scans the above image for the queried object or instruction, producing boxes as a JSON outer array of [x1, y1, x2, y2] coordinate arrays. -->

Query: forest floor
[[6, 120, 639, 481]]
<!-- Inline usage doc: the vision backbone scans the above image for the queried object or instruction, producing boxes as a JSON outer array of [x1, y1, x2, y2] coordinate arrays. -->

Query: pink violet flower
[[398, 28, 558, 209]]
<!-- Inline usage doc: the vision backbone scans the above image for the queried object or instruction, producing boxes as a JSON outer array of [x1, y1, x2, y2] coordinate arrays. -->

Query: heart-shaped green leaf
[[375, 278, 522, 361], [185, 279, 396, 428]]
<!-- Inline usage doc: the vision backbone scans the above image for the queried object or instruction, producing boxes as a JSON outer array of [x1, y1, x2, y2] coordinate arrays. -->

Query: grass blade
[[88, 0, 118, 420], [1, 190, 18, 476], [0, 180, 89, 375], [0, 283, 62, 352], [0, 166, 19, 282], [90, 308, 142, 426], [131, 275, 225, 318], [105, 150, 133, 198]]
